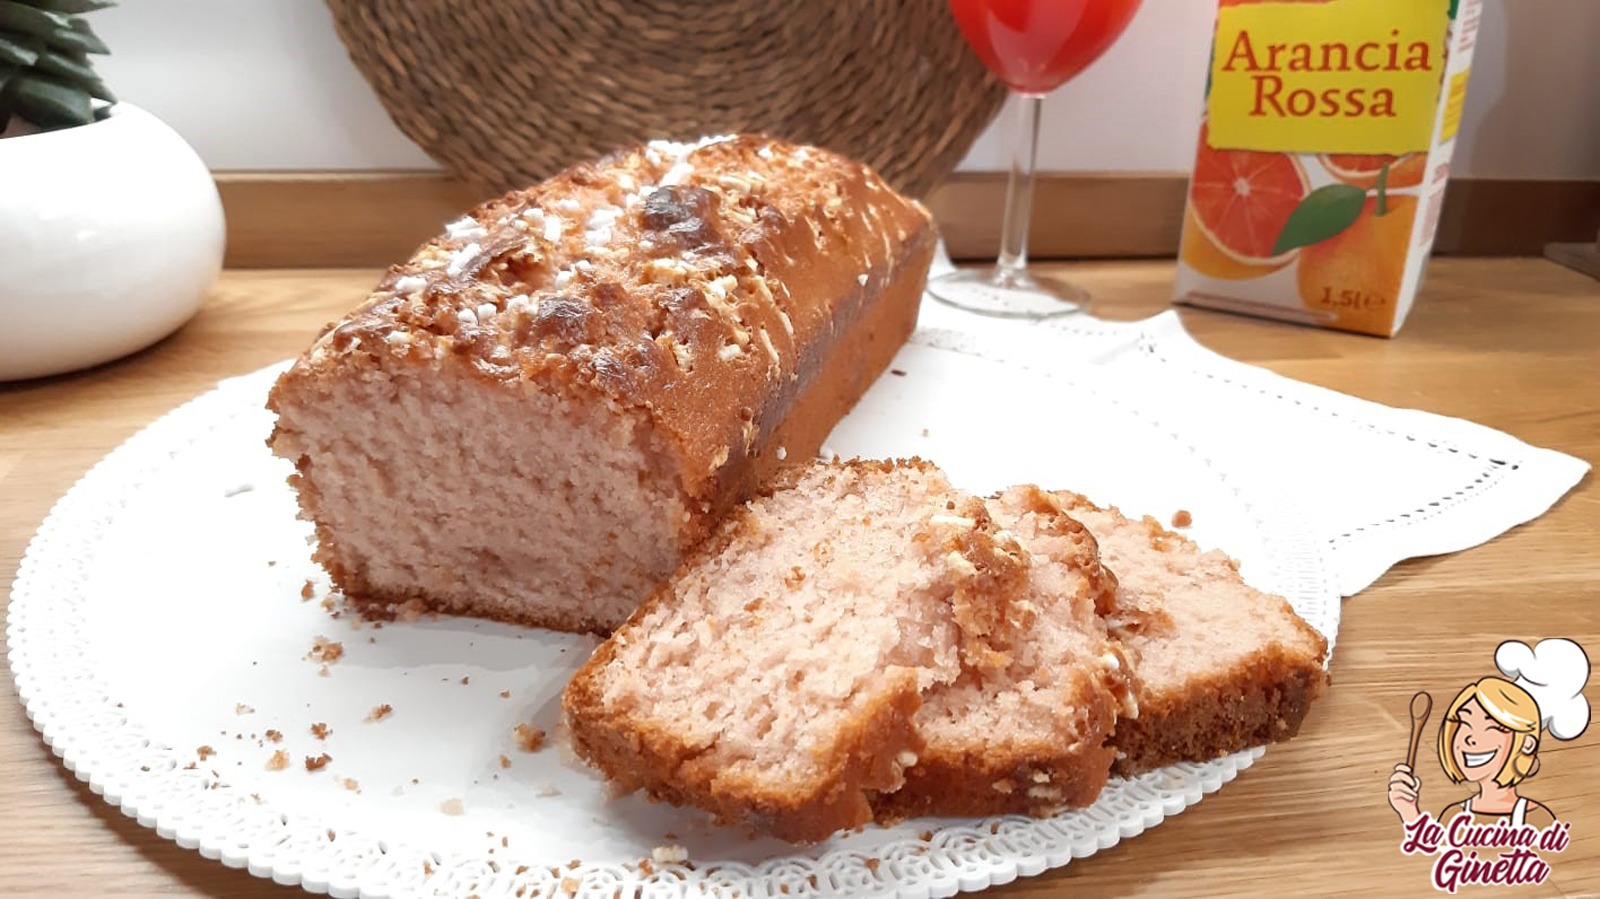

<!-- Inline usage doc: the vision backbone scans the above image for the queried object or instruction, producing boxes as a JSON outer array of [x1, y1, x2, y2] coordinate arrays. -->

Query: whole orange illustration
[[1297, 195, 1418, 335]]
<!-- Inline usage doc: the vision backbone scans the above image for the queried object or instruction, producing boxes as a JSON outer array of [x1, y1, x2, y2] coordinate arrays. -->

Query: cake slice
[[872, 485, 1136, 820], [562, 459, 1033, 843], [1056, 493, 1329, 775]]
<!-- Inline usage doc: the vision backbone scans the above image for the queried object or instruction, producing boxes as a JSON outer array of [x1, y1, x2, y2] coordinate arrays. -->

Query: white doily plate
[[8, 327, 1339, 899]]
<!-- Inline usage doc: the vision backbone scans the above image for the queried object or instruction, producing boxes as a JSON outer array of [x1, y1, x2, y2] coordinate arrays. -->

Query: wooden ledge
[[216, 171, 1600, 269]]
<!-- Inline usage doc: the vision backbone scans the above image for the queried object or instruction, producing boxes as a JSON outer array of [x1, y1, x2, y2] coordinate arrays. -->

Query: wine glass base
[[926, 267, 1088, 320]]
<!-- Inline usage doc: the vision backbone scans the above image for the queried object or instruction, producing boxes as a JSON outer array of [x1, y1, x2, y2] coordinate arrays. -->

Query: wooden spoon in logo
[[1407, 691, 1433, 768]]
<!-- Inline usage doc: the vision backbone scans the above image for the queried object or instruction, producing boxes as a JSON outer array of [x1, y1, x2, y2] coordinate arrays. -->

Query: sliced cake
[[1056, 493, 1329, 775], [873, 485, 1137, 819], [563, 459, 1033, 843]]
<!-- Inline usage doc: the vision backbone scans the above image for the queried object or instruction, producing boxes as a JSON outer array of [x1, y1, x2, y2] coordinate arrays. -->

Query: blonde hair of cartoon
[[1388, 638, 1591, 828]]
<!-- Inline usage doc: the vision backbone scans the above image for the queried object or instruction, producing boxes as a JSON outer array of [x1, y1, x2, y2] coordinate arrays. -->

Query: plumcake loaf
[[872, 486, 1136, 820], [563, 459, 1033, 843], [1057, 493, 1329, 775], [267, 136, 935, 632]]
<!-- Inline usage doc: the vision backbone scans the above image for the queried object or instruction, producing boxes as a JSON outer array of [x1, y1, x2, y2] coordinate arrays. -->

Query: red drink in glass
[[949, 0, 1143, 95], [930, 0, 1145, 318]]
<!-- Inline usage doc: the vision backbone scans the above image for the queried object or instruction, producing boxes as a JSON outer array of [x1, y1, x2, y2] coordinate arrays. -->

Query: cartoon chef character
[[1388, 638, 1590, 828]]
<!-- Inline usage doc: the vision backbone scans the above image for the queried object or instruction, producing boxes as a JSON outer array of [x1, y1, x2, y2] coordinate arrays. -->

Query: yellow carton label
[[1440, 69, 1470, 141], [1208, 0, 1450, 154]]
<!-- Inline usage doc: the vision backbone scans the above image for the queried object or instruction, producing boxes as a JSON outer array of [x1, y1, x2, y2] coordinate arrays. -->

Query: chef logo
[[1385, 638, 1590, 892]]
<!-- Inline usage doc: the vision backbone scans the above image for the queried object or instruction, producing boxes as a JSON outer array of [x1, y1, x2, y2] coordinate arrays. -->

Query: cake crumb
[[305, 753, 332, 771], [1172, 509, 1193, 528], [307, 636, 343, 664], [651, 845, 689, 865], [514, 724, 547, 752], [265, 729, 282, 743], [460, 676, 471, 685], [311, 722, 332, 740], [342, 777, 360, 792], [499, 754, 512, 769], [300, 580, 315, 600], [266, 750, 289, 771], [366, 704, 393, 723], [560, 878, 579, 894], [234, 703, 254, 715], [396, 599, 427, 622], [499, 690, 511, 699], [865, 857, 881, 872], [440, 798, 465, 816], [422, 860, 433, 876], [196, 745, 215, 761], [919, 830, 934, 842], [327, 828, 336, 842]]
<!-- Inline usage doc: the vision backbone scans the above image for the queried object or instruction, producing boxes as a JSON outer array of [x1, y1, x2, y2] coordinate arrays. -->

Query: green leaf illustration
[[1272, 184, 1367, 255]]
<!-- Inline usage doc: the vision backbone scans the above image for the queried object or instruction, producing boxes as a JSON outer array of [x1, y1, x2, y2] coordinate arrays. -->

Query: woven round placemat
[[325, 0, 1006, 197]]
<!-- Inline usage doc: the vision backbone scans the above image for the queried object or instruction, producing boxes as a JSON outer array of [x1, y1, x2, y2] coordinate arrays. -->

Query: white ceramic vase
[[0, 103, 224, 381]]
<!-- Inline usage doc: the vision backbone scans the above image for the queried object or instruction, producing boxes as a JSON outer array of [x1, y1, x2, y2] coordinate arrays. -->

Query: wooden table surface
[[2, 258, 1597, 898]]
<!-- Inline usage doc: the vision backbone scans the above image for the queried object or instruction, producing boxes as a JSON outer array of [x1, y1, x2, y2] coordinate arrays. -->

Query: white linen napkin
[[917, 254, 1589, 596]]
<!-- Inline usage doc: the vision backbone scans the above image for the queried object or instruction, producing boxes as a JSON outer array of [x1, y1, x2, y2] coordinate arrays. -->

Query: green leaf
[[58, 18, 109, 54], [32, 45, 95, 82], [0, 1, 70, 40], [0, 33, 38, 65], [83, 72, 110, 101], [1272, 184, 1368, 255], [1, 70, 91, 125], [25, 0, 116, 13]]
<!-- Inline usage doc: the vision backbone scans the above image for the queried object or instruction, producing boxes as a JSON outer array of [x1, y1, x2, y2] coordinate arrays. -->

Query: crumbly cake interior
[[1069, 499, 1314, 694], [873, 486, 1133, 817], [589, 462, 1009, 791], [270, 366, 684, 631], [1058, 493, 1328, 771], [914, 487, 1127, 749]]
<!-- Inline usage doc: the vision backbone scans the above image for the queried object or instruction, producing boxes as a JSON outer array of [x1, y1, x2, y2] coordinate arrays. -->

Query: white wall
[[91, 0, 1599, 178]]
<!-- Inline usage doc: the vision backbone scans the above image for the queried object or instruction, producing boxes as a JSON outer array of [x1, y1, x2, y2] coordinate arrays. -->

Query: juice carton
[[1174, 0, 1481, 337]]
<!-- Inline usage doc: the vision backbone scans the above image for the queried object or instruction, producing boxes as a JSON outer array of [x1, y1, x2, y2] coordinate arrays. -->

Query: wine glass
[[932, 0, 1145, 319]]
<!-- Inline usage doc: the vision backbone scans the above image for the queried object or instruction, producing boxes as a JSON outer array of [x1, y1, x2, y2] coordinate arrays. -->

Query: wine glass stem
[[996, 93, 1045, 287]]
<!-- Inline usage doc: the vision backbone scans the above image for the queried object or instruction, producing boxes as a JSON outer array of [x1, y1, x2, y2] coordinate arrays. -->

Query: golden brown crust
[[1110, 643, 1326, 775], [871, 697, 1117, 821]]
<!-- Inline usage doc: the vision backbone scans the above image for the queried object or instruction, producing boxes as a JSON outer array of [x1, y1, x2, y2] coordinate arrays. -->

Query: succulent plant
[[0, 0, 115, 131]]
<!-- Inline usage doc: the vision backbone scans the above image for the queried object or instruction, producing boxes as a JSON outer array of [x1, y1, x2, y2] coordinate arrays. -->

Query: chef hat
[[1496, 639, 1591, 741]]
